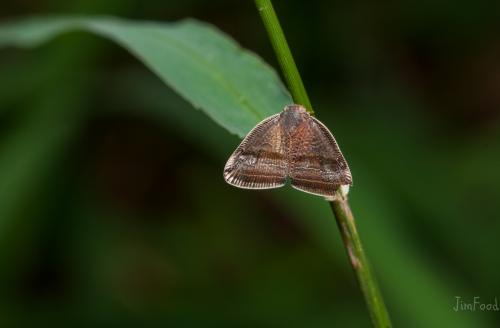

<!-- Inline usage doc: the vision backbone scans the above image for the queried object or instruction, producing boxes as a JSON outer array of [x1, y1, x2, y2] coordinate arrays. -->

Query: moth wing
[[289, 116, 352, 199], [224, 113, 288, 189]]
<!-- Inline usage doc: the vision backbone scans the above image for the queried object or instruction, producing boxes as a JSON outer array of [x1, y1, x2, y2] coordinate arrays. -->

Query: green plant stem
[[255, 0, 313, 114], [254, 1, 391, 327], [330, 190, 391, 327]]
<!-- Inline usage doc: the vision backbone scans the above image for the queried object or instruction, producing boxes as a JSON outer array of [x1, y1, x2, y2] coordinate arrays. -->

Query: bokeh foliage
[[1, 0, 499, 327]]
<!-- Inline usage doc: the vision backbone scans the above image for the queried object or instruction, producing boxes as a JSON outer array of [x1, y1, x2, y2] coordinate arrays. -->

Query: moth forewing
[[223, 113, 287, 189]]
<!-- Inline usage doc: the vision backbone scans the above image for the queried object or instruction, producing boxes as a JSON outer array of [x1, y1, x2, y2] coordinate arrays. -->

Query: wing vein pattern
[[224, 113, 287, 189]]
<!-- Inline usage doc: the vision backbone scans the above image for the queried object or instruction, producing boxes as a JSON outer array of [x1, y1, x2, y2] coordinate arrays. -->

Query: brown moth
[[223, 104, 352, 200]]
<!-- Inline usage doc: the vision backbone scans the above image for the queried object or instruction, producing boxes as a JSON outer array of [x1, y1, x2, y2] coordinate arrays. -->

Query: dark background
[[1, 0, 499, 327]]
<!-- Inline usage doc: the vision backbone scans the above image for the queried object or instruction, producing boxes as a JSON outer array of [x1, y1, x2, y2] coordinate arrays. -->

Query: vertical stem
[[330, 191, 392, 327], [254, 1, 392, 327], [255, 0, 313, 114]]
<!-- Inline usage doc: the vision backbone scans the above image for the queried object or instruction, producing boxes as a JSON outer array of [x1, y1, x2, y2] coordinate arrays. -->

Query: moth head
[[284, 104, 307, 114], [282, 104, 308, 129]]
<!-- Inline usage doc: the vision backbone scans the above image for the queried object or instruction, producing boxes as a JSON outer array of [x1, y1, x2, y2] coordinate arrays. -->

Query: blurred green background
[[1, 0, 499, 327]]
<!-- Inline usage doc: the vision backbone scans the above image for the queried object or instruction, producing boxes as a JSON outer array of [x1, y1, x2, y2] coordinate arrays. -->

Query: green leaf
[[0, 16, 292, 137]]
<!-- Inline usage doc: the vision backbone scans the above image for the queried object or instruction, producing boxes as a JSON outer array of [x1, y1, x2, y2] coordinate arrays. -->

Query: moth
[[223, 104, 352, 200]]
